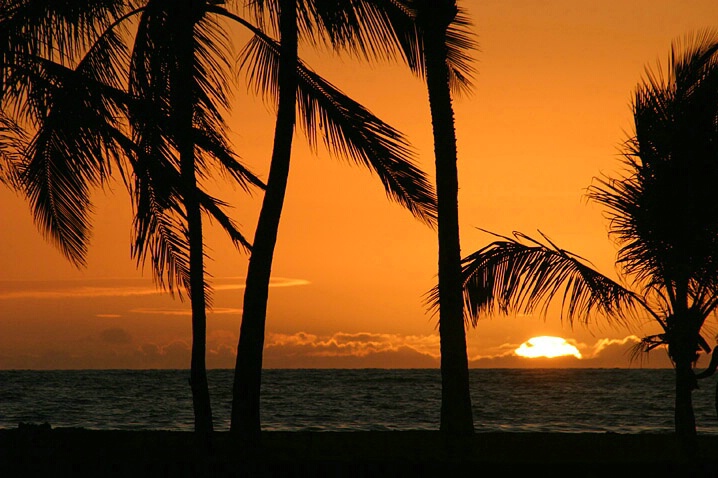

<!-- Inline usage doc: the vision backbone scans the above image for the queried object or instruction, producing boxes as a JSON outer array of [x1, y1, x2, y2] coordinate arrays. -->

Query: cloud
[[467, 335, 674, 368], [130, 307, 243, 316], [95, 314, 123, 318], [0, 277, 309, 301], [130, 308, 191, 317], [0, 329, 676, 370], [0, 285, 161, 300], [214, 277, 310, 291], [266, 331, 441, 358], [100, 328, 133, 345]]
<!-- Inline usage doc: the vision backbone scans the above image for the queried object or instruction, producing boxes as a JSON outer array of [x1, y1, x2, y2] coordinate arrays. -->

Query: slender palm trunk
[[231, 0, 298, 440], [176, 2, 213, 436], [420, 1, 474, 434], [671, 307, 698, 453], [674, 357, 697, 450], [668, 292, 698, 451]]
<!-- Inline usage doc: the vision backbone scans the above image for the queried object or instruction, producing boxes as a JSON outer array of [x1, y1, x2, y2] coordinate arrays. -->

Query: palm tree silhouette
[[3, 1, 437, 436], [445, 31, 718, 449], [126, 0, 267, 436], [1, 1, 262, 434], [228, 0, 439, 439], [391, 0, 477, 434]]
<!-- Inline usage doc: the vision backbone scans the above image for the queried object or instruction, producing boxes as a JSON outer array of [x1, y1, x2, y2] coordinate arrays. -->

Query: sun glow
[[515, 336, 582, 359]]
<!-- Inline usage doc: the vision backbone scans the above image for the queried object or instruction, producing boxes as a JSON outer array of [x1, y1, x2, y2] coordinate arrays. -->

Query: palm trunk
[[176, 1, 213, 436], [420, 1, 474, 434], [667, 291, 698, 452], [231, 0, 298, 440], [671, 305, 698, 453], [186, 188, 213, 437], [674, 357, 697, 451]]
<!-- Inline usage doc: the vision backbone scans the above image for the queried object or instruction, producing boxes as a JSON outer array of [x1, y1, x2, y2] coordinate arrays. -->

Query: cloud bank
[[0, 330, 675, 370], [0, 277, 309, 301]]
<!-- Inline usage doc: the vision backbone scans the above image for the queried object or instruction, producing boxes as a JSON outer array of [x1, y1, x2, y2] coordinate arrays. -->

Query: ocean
[[1, 369, 717, 434]]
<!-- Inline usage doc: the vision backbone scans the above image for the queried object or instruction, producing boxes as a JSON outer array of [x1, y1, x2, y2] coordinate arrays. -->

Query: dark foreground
[[2, 426, 718, 477]]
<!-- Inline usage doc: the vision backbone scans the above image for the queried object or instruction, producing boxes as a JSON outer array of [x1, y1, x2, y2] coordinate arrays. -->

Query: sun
[[515, 336, 582, 359]]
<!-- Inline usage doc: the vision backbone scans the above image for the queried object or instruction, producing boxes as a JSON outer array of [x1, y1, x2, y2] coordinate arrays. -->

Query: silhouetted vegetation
[[0, 0, 264, 434], [445, 30, 718, 451], [402, 0, 477, 434], [229, 0, 438, 440], [1, 0, 438, 439]]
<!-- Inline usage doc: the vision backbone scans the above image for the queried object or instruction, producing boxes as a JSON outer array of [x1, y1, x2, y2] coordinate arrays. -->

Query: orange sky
[[2, 0, 717, 369]]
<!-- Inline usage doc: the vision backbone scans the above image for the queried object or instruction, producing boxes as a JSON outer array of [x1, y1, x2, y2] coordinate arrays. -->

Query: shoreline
[[3, 427, 718, 476]]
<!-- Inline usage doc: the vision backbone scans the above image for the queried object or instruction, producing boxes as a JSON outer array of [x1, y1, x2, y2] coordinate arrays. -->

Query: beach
[[3, 426, 718, 477]]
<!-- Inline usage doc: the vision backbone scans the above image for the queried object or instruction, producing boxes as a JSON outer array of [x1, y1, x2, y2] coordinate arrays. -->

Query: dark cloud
[[99, 328, 133, 345]]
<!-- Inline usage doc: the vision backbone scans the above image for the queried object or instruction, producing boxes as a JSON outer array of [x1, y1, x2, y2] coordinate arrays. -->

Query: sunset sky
[[2, 0, 717, 370]]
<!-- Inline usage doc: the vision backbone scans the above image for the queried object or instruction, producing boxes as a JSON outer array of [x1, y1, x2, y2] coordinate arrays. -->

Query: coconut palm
[[1, 0, 261, 434], [446, 31, 718, 449], [3, 0, 437, 435], [125, 0, 265, 435], [384, 0, 477, 434], [228, 0, 439, 438]]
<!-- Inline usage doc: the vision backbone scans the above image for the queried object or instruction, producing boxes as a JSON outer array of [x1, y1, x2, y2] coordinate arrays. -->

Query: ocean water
[[1, 369, 717, 434]]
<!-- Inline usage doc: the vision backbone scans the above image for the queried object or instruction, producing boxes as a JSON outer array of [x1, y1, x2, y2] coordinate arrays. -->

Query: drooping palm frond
[[386, 0, 477, 96], [238, 31, 437, 226], [18, 26, 133, 267], [126, 0, 259, 292], [131, 153, 191, 297], [0, 0, 129, 66], [428, 230, 646, 328], [128, 1, 260, 189], [242, 0, 404, 63], [0, 111, 25, 188], [191, 127, 264, 191], [124, 116, 255, 290]]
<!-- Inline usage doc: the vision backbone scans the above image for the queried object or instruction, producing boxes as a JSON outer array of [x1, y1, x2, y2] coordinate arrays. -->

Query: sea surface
[[1, 369, 717, 434]]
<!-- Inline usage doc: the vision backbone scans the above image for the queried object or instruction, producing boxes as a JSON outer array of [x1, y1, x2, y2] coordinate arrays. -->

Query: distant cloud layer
[[129, 307, 244, 316], [0, 277, 309, 301], [0, 330, 676, 370]]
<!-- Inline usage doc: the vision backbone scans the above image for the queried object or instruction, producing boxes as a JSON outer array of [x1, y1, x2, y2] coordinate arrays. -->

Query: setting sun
[[515, 336, 582, 359]]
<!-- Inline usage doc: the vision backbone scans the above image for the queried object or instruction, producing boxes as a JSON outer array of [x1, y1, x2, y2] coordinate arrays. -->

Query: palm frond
[[196, 187, 252, 252], [0, 112, 26, 188], [1, 0, 130, 66], [131, 161, 191, 297], [19, 39, 132, 267], [239, 32, 437, 226], [296, 0, 412, 64], [442, 1, 477, 96], [391, 0, 477, 96], [589, 30, 718, 303], [192, 127, 265, 191], [429, 230, 645, 328], [628, 335, 667, 365]]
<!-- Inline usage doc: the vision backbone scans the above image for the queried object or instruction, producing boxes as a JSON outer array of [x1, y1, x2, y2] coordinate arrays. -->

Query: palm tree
[[126, 0, 264, 435], [228, 0, 439, 439], [449, 31, 718, 449], [386, 0, 477, 434], [1, 0, 261, 434], [3, 0, 436, 436]]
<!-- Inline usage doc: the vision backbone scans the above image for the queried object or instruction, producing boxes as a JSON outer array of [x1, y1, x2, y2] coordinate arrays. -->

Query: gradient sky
[[2, 0, 717, 369]]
